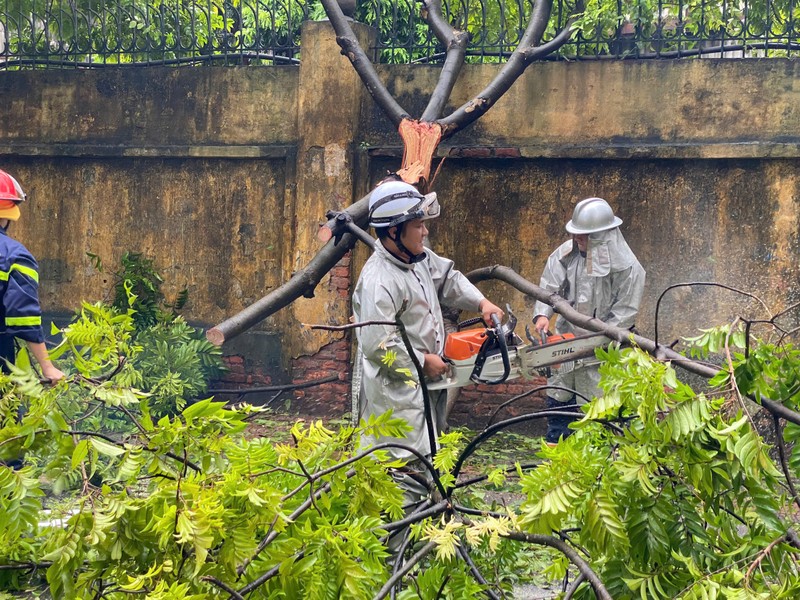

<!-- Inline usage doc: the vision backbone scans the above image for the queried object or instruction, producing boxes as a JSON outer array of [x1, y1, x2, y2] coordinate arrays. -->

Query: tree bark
[[466, 264, 800, 427]]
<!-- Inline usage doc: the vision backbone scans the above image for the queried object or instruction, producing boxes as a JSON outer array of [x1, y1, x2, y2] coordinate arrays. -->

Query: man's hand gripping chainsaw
[[427, 307, 610, 390]]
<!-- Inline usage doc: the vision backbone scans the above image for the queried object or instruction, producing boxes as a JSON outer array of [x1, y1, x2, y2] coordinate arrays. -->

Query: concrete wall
[[1, 25, 798, 425]]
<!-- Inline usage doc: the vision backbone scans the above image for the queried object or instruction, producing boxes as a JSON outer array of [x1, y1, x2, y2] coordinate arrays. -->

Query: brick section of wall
[[290, 338, 352, 416], [218, 355, 274, 387], [449, 376, 549, 434], [329, 253, 352, 299]]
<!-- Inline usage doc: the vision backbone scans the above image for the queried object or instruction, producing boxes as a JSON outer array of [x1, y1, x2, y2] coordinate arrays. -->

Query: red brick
[[494, 147, 521, 158], [457, 147, 492, 158], [222, 373, 248, 383]]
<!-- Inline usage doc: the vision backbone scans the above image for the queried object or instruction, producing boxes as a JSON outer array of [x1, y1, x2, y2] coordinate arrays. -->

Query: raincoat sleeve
[[3, 247, 45, 344], [425, 249, 484, 312], [355, 277, 427, 381], [606, 262, 646, 329], [533, 242, 570, 320]]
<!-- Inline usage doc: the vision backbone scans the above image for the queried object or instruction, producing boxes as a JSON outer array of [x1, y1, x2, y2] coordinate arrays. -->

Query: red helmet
[[0, 169, 25, 221]]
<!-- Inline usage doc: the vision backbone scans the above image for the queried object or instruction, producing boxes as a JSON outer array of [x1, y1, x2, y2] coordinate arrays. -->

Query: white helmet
[[565, 197, 623, 235], [368, 180, 440, 229]]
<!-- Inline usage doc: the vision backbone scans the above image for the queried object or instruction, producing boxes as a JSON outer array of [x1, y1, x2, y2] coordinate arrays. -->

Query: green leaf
[[90, 437, 125, 457], [71, 439, 89, 469]]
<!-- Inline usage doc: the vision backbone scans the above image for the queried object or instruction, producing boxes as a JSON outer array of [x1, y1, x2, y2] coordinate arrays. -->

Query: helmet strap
[[386, 223, 425, 264]]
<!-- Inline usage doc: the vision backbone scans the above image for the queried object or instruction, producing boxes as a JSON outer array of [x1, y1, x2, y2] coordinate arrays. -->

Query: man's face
[[573, 234, 589, 253], [399, 218, 428, 256]]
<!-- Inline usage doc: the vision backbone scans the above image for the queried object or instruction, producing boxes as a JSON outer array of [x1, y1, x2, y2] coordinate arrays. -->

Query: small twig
[[309, 320, 399, 332], [296, 458, 322, 516], [744, 533, 789, 587], [486, 384, 590, 427], [372, 541, 437, 600], [208, 375, 339, 395], [65, 430, 201, 473], [653, 282, 771, 348], [201, 575, 245, 600]]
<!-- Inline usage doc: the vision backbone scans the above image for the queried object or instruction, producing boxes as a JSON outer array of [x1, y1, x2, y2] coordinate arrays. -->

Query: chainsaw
[[427, 307, 610, 390]]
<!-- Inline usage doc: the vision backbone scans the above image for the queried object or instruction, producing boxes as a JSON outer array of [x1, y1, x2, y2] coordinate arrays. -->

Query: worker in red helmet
[[0, 169, 64, 383]]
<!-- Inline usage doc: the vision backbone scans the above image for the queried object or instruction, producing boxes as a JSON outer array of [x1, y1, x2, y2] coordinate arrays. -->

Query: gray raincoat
[[353, 242, 485, 460], [533, 228, 645, 402]]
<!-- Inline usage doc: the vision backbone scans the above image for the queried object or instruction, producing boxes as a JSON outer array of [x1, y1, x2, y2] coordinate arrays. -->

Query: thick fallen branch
[[206, 232, 358, 346], [207, 195, 371, 346], [466, 264, 800, 427]]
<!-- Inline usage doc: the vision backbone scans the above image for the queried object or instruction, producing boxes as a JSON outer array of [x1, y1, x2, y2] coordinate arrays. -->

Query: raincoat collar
[[376, 239, 425, 270]]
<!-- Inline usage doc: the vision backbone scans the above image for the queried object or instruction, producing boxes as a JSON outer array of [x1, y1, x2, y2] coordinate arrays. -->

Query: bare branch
[[200, 576, 245, 600], [456, 544, 503, 600], [207, 375, 339, 395], [466, 264, 800, 427], [66, 429, 201, 473], [206, 231, 360, 346], [318, 0, 409, 127], [504, 531, 612, 600], [419, 0, 470, 122], [654, 282, 771, 347], [437, 12, 578, 137], [208, 194, 373, 346], [372, 541, 437, 600]]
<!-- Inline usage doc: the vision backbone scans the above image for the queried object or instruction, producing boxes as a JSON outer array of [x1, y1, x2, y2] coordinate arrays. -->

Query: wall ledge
[[367, 141, 800, 160], [0, 143, 296, 159]]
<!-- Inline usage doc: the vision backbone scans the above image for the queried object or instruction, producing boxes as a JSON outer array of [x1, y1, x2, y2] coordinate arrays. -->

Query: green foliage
[[3, 279, 800, 599], [96, 251, 226, 418], [510, 343, 800, 598], [0, 303, 413, 597]]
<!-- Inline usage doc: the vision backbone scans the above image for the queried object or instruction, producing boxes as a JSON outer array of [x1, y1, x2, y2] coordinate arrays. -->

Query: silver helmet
[[565, 197, 623, 235], [368, 181, 440, 229]]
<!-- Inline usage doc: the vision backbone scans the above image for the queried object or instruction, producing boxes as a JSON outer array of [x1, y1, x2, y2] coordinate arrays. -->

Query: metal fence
[[1, 0, 799, 68]]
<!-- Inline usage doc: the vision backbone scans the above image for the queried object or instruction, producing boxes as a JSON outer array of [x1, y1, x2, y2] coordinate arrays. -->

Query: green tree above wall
[[1, 0, 797, 67]]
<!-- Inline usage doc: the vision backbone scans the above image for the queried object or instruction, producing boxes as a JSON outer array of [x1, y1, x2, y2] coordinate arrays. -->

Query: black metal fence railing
[[1, 0, 799, 68]]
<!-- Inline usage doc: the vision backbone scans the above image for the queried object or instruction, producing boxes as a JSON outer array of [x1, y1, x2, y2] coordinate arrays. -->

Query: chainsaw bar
[[518, 332, 610, 378]]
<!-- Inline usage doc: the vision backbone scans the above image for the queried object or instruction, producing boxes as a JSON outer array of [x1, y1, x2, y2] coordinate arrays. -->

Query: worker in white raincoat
[[533, 197, 646, 445], [352, 178, 503, 546]]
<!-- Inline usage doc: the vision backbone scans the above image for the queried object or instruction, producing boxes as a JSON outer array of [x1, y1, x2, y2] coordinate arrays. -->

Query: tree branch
[[504, 531, 612, 600], [465, 264, 800, 427], [318, 0, 409, 128], [206, 230, 360, 346], [419, 0, 469, 122], [372, 541, 437, 600], [207, 374, 339, 395], [437, 11, 577, 138], [208, 193, 373, 346]]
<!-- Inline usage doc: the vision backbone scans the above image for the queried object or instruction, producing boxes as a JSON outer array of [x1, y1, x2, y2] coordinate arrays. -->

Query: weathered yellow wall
[[1, 37, 799, 366], [4, 158, 289, 328]]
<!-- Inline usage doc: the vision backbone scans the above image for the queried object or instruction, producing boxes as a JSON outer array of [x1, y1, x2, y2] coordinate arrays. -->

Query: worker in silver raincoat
[[353, 179, 503, 461], [533, 197, 645, 445], [353, 178, 503, 555]]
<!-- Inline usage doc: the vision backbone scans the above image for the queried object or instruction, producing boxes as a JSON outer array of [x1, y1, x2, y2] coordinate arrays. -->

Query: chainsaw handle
[[469, 313, 511, 385], [456, 316, 483, 331]]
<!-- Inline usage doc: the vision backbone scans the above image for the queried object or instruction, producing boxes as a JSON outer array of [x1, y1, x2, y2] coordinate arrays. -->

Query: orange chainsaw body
[[444, 329, 575, 361]]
